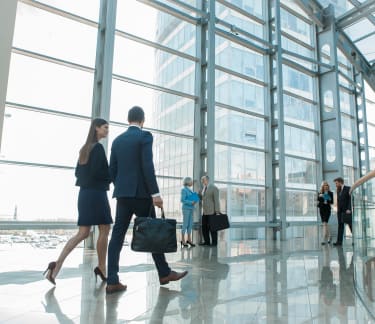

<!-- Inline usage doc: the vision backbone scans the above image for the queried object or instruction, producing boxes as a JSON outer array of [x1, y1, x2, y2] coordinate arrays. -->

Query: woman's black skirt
[[77, 188, 112, 226]]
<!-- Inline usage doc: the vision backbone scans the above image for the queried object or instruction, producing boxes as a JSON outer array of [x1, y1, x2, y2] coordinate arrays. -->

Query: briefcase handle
[[149, 205, 166, 219]]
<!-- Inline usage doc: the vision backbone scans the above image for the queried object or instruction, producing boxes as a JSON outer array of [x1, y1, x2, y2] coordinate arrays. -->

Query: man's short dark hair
[[334, 177, 344, 184], [128, 106, 145, 123]]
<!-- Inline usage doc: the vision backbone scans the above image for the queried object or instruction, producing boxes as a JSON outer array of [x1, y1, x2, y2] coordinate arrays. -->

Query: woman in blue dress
[[180, 177, 198, 247], [317, 181, 334, 245], [44, 118, 112, 285]]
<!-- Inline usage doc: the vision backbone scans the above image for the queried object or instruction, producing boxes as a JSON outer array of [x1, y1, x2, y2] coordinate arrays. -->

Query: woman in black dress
[[44, 118, 112, 285], [317, 181, 334, 245]]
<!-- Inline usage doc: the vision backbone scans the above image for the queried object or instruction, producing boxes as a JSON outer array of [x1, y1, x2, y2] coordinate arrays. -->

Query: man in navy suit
[[106, 106, 188, 294], [333, 177, 352, 246]]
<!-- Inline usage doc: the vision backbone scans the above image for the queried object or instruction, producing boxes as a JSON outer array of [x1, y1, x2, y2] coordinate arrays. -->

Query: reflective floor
[[0, 229, 374, 323]]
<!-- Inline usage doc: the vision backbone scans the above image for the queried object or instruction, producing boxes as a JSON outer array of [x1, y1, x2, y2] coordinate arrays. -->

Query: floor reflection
[[0, 234, 374, 323]]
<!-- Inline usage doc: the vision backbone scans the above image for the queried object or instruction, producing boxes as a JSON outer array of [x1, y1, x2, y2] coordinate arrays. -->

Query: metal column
[[0, 0, 17, 151], [354, 73, 370, 177], [205, 0, 216, 181], [86, 0, 117, 249], [317, 5, 344, 185], [272, 0, 287, 240]]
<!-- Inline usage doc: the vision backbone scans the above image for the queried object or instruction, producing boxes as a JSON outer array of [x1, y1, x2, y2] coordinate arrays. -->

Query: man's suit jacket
[[337, 185, 351, 214], [202, 183, 220, 215], [109, 126, 159, 198]]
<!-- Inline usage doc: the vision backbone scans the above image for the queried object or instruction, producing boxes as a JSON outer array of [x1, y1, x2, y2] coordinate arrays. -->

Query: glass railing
[[351, 172, 375, 317]]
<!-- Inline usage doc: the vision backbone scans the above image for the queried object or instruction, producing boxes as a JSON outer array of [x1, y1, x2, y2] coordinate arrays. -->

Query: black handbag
[[131, 208, 177, 254], [209, 213, 230, 231]]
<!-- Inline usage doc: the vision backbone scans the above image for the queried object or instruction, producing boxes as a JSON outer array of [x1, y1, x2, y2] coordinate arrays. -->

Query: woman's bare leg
[[97, 224, 110, 276], [52, 226, 91, 279]]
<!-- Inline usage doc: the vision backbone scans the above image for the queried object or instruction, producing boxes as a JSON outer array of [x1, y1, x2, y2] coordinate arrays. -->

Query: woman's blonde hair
[[319, 181, 330, 193]]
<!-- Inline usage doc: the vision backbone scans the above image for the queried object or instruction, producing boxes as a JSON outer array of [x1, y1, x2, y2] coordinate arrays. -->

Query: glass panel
[[341, 115, 353, 140], [284, 125, 316, 159], [320, 44, 330, 64], [1, 107, 89, 166], [285, 190, 317, 221], [216, 3, 264, 39], [154, 134, 194, 178], [282, 36, 314, 70], [343, 166, 354, 185], [113, 36, 195, 95], [366, 101, 375, 124], [35, 0, 100, 21], [326, 139, 336, 163], [369, 147, 375, 170], [285, 157, 316, 189], [0, 164, 78, 221], [365, 81, 375, 103], [216, 35, 265, 81], [215, 107, 265, 149], [217, 184, 266, 222], [280, 8, 312, 46], [215, 70, 265, 114], [283, 65, 314, 100], [368, 125, 375, 147], [215, 144, 265, 185], [283, 94, 316, 129], [110, 79, 194, 135], [13, 2, 97, 66], [340, 90, 352, 115], [220, 0, 264, 19], [155, 0, 199, 15], [116, 0, 196, 55], [281, 0, 312, 18], [6, 54, 93, 116], [107, 125, 194, 179], [157, 177, 184, 221], [342, 141, 354, 167], [323, 90, 334, 112]]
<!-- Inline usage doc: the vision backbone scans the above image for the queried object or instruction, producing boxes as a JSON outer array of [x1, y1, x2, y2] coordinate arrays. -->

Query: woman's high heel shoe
[[43, 262, 57, 285], [186, 241, 195, 247], [94, 267, 107, 281], [180, 241, 188, 248]]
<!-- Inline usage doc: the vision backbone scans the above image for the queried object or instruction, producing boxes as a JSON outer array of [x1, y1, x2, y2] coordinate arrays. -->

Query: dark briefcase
[[209, 213, 230, 231], [131, 208, 177, 254]]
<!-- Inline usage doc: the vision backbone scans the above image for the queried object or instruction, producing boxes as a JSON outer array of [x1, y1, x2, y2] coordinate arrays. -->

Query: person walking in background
[[199, 175, 220, 246], [180, 177, 198, 248], [44, 118, 112, 285], [333, 177, 352, 246], [317, 181, 334, 245], [106, 106, 188, 294]]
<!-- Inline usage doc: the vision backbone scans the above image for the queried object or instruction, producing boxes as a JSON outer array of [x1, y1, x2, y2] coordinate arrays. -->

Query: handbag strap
[[148, 204, 165, 219]]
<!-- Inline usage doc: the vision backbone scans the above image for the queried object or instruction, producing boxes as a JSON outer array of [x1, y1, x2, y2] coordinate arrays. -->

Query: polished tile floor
[[0, 230, 373, 323]]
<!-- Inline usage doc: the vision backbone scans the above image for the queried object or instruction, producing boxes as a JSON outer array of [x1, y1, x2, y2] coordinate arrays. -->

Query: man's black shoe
[[199, 242, 210, 246], [333, 242, 342, 246]]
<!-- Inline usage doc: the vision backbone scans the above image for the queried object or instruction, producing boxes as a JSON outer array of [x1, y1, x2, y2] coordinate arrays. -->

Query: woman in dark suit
[[44, 118, 112, 285], [317, 181, 334, 245]]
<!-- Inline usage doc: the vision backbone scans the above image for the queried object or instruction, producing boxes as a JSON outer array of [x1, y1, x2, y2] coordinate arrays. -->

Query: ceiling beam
[[295, 0, 375, 92], [337, 32, 375, 92], [337, 0, 375, 29]]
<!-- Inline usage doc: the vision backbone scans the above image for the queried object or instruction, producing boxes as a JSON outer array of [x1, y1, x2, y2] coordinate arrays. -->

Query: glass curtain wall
[[337, 49, 357, 185], [0, 0, 100, 221], [365, 82, 375, 170], [214, 1, 267, 223], [111, 0, 198, 220], [276, 1, 319, 222], [0, 0, 373, 227]]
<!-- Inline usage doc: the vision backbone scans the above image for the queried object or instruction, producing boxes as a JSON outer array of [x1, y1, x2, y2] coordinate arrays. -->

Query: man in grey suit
[[106, 106, 188, 294], [200, 175, 221, 246]]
